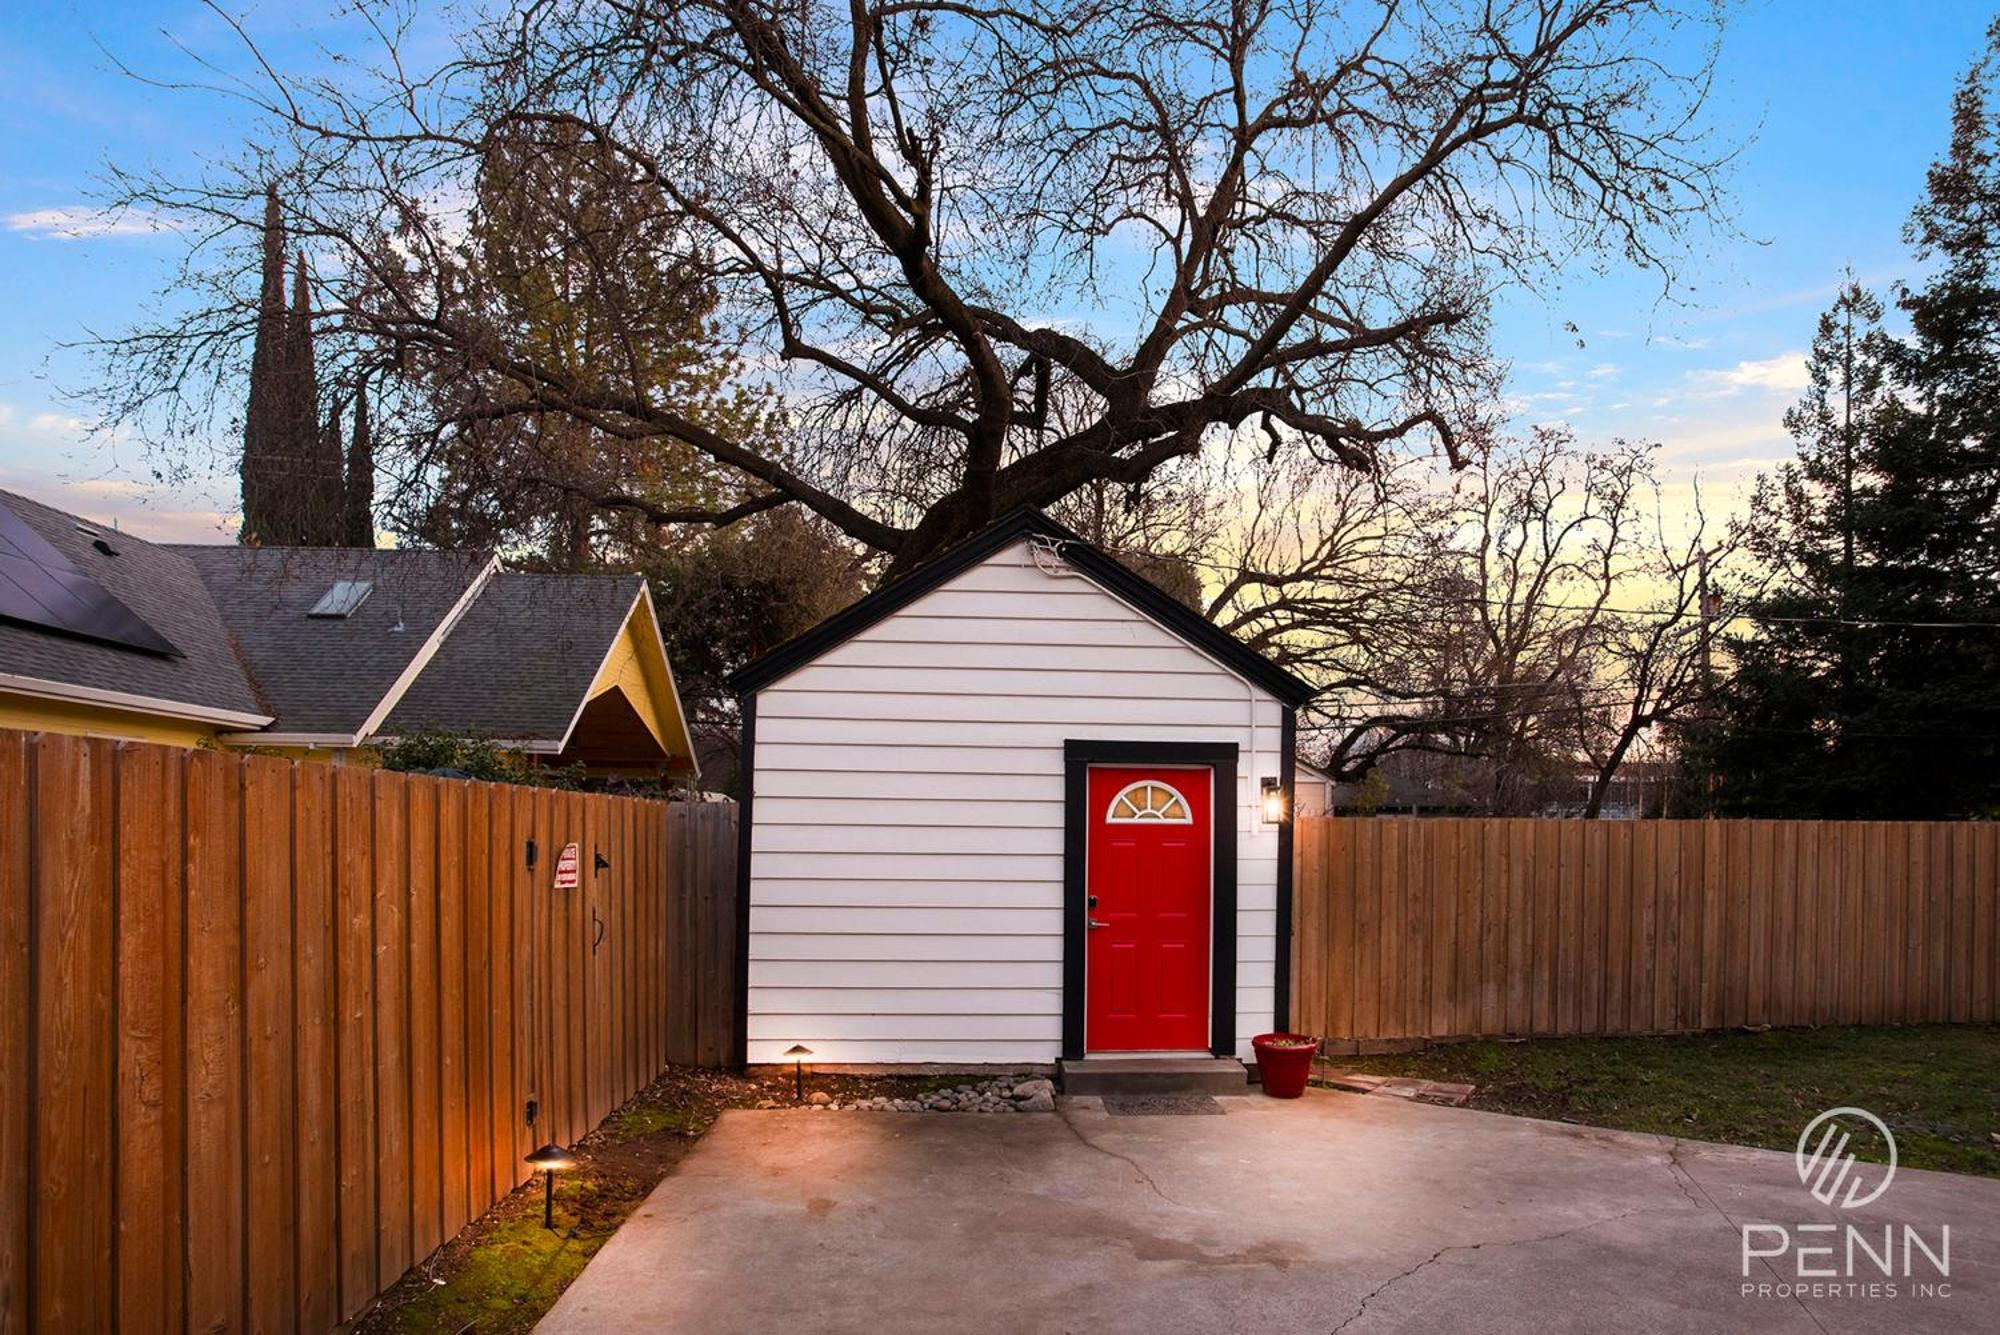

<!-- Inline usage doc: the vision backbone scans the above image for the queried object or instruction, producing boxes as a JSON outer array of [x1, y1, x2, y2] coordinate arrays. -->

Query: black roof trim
[[726, 507, 1316, 704]]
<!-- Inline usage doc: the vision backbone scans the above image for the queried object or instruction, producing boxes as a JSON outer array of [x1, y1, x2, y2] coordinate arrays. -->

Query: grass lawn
[[1330, 1024, 2000, 1178]]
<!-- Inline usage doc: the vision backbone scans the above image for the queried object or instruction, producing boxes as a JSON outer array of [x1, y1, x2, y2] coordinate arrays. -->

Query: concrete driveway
[[539, 1092, 1997, 1333]]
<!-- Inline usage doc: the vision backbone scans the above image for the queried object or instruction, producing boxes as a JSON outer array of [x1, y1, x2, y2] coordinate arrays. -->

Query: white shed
[[727, 509, 1314, 1070]]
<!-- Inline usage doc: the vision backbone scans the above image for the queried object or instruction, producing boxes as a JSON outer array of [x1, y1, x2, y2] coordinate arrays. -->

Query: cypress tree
[[241, 191, 348, 544], [344, 381, 375, 547], [289, 250, 347, 543], [239, 186, 292, 545]]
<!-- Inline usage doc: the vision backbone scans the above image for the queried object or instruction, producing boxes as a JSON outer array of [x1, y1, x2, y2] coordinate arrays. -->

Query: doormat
[[1101, 1094, 1224, 1116]]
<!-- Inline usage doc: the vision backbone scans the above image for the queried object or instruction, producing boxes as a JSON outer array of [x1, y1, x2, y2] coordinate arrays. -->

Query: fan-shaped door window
[[1105, 779, 1193, 823]]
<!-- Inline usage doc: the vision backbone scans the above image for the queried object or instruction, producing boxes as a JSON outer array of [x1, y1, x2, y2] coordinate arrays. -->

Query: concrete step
[[1058, 1056, 1250, 1096]]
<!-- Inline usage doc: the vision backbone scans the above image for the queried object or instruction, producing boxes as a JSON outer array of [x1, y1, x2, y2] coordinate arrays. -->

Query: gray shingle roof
[[383, 573, 644, 743], [0, 491, 266, 720], [170, 545, 495, 736]]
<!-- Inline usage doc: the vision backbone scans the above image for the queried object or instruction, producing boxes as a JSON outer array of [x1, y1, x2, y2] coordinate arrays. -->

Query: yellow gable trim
[[0, 692, 219, 750], [583, 594, 686, 762]]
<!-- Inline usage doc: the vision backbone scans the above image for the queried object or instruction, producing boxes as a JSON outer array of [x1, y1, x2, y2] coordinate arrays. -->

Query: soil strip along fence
[[1291, 816, 2000, 1049], [0, 729, 737, 1334]]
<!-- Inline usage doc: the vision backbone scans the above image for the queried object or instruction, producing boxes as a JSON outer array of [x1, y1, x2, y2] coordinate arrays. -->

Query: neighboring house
[[728, 508, 1316, 1068], [1294, 758, 1337, 818], [0, 491, 272, 746], [1538, 759, 1674, 819], [0, 489, 697, 777]]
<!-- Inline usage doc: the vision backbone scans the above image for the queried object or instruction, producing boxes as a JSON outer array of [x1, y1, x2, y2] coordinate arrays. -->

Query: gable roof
[[381, 571, 685, 753], [0, 490, 270, 726], [727, 507, 1316, 705], [172, 544, 498, 740]]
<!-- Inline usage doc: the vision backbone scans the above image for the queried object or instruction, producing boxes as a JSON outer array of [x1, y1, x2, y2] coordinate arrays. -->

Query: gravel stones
[[790, 1075, 1059, 1114]]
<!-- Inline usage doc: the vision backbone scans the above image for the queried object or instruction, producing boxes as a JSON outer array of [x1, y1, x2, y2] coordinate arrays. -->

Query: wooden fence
[[1292, 817, 2000, 1048], [0, 730, 739, 1335]]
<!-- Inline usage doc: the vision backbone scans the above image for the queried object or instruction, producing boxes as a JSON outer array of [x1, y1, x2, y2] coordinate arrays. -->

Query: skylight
[[308, 579, 374, 618]]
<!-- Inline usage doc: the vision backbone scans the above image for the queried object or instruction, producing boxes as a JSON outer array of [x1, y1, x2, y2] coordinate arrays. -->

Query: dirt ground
[[350, 1065, 979, 1334]]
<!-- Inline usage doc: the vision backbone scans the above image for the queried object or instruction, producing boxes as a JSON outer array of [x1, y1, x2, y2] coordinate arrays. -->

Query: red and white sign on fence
[[553, 840, 581, 890]]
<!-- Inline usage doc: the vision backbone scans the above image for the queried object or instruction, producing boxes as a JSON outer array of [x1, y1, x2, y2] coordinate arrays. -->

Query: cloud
[[1687, 351, 1809, 396], [0, 399, 236, 541], [4, 206, 179, 241], [0, 465, 235, 543]]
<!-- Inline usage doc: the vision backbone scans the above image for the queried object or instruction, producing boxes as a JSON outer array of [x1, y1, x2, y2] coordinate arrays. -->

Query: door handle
[[1087, 918, 1109, 930]]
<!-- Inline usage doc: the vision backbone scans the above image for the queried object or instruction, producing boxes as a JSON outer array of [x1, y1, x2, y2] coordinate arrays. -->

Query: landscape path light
[[525, 1142, 578, 1231], [783, 1044, 813, 1102]]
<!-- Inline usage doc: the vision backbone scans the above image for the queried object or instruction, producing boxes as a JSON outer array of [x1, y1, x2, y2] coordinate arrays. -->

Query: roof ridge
[[727, 506, 1315, 704], [167, 542, 497, 557]]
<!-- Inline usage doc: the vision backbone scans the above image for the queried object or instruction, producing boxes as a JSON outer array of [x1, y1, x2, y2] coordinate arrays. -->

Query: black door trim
[[732, 690, 756, 1067], [1274, 706, 1297, 1032], [1062, 739, 1238, 1061]]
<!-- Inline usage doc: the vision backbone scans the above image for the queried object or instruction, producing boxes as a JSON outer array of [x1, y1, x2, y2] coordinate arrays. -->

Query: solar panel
[[0, 499, 178, 656]]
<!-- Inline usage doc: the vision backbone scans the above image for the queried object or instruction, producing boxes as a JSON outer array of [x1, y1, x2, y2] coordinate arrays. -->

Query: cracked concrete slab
[[537, 1092, 1997, 1334]]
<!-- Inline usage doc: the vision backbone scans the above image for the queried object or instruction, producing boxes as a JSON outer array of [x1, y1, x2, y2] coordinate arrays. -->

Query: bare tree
[[91, 0, 1730, 569], [1568, 493, 1744, 816], [1167, 431, 1732, 814]]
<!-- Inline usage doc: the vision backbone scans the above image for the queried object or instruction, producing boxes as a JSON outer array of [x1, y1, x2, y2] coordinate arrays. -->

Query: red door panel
[[1085, 765, 1211, 1052]]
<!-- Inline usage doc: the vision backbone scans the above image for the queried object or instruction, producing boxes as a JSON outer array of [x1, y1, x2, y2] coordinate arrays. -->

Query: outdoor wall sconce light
[[525, 1142, 578, 1231], [783, 1044, 813, 1102], [1260, 776, 1288, 825]]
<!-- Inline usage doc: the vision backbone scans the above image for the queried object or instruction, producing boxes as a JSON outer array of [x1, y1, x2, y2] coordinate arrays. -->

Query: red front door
[[1085, 765, 1212, 1052]]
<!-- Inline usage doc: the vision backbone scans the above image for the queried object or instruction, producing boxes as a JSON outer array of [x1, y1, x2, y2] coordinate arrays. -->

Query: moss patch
[[352, 1064, 997, 1333], [607, 1103, 706, 1139], [1328, 1024, 2000, 1177]]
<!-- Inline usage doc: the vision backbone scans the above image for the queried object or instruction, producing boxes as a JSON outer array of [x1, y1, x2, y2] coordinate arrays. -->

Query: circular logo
[[1795, 1106, 1897, 1210]]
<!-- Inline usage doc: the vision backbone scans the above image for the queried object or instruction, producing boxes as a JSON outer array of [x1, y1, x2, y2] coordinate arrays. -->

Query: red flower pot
[[1252, 1032, 1320, 1098]]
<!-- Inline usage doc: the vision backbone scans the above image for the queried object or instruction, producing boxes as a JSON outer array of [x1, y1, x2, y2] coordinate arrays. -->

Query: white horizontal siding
[[753, 851, 1065, 881], [755, 879, 1062, 908], [755, 987, 1063, 1015], [749, 1013, 1059, 1042], [771, 665, 1255, 700], [819, 638, 1221, 674], [754, 933, 1054, 961], [754, 770, 1063, 801], [856, 614, 1200, 646], [751, 796, 1065, 829], [744, 1038, 1058, 1064], [751, 906, 1063, 935], [757, 743, 1058, 774], [749, 958, 1067, 989], [748, 538, 1287, 1064], [754, 824, 1064, 855], [759, 692, 1265, 724]]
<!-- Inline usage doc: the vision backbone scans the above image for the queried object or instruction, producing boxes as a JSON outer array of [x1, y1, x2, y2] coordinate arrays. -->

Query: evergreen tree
[[288, 252, 346, 543], [240, 186, 348, 545], [393, 122, 765, 569], [1687, 30, 2000, 817], [344, 381, 375, 547], [240, 187, 306, 544]]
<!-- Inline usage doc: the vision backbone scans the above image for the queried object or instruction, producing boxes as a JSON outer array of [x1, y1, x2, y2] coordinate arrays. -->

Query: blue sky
[[0, 1, 1993, 541]]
